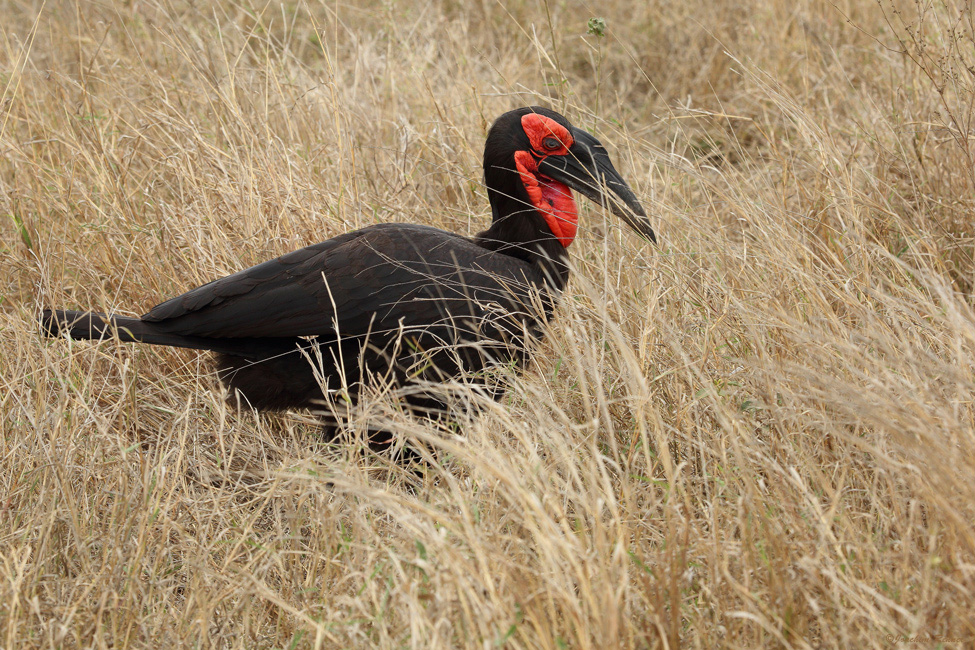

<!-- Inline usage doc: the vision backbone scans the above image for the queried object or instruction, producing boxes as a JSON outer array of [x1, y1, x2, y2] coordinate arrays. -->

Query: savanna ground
[[2, 0, 975, 647]]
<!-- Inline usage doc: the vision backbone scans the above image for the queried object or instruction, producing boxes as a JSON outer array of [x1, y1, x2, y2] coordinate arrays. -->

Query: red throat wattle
[[514, 150, 578, 247]]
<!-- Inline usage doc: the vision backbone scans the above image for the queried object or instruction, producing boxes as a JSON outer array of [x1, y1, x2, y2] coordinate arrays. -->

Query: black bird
[[42, 107, 655, 437]]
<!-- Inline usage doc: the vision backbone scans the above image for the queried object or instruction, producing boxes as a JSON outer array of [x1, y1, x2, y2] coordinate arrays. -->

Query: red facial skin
[[514, 114, 578, 247]]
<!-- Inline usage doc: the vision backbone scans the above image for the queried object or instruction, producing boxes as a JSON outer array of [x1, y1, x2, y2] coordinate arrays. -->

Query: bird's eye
[[542, 137, 561, 151]]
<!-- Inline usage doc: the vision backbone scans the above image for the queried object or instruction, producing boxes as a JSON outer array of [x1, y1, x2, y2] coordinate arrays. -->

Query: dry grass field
[[2, 0, 975, 647]]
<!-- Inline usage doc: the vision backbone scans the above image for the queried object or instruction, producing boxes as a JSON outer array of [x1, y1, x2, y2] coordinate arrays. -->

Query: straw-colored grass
[[2, 0, 974, 647]]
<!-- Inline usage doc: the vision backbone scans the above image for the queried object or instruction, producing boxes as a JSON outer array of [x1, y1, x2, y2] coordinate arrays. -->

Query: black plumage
[[41, 106, 655, 431]]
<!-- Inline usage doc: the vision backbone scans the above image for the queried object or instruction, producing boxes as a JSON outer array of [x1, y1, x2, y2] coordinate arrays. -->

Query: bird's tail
[[43, 309, 178, 345], [39, 309, 298, 358]]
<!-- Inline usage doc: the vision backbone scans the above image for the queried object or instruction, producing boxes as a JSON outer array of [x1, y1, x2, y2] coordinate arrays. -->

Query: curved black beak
[[537, 127, 656, 244]]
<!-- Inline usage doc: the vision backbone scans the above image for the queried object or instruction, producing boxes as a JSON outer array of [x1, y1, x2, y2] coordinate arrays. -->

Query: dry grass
[[2, 0, 975, 647]]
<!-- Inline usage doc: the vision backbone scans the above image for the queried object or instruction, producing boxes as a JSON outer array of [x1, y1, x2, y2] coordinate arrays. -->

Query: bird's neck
[[475, 162, 571, 291], [475, 201, 570, 291]]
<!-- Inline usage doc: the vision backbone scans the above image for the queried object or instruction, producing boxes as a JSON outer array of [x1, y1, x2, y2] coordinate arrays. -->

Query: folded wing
[[141, 223, 549, 342]]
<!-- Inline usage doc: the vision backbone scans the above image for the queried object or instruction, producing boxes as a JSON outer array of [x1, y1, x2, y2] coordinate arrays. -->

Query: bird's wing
[[141, 224, 545, 340]]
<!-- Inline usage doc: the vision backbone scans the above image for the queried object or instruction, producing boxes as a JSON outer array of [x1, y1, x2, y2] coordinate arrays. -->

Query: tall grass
[[1, 0, 973, 647]]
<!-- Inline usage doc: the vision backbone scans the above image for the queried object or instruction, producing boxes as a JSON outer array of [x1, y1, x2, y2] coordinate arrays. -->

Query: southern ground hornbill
[[41, 107, 655, 441]]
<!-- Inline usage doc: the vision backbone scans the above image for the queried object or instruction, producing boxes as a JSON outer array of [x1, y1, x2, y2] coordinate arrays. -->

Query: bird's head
[[483, 106, 656, 248]]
